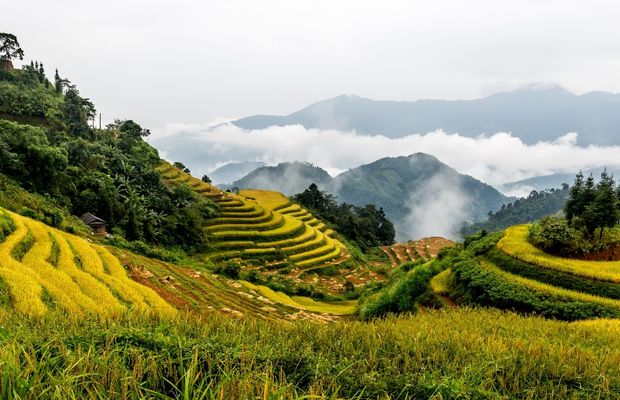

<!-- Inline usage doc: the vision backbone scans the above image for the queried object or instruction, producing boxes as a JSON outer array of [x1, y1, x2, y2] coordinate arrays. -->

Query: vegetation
[[2, 308, 620, 399], [564, 170, 620, 238], [293, 183, 395, 250], [0, 57, 219, 253], [462, 185, 569, 235], [0, 32, 24, 63]]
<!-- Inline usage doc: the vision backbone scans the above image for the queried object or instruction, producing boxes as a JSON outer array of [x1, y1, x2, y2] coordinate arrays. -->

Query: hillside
[[461, 186, 570, 235], [155, 161, 388, 295], [448, 226, 620, 320], [228, 154, 510, 240], [233, 85, 620, 145]]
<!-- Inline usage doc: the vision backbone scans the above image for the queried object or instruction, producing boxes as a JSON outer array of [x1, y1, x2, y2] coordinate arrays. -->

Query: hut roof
[[81, 213, 106, 226]]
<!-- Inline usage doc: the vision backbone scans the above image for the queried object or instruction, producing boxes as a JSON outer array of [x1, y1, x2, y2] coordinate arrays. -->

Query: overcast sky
[[4, 0, 620, 129]]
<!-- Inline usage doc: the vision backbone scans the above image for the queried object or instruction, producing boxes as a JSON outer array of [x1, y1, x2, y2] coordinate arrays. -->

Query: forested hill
[[461, 185, 570, 235], [0, 61, 219, 256]]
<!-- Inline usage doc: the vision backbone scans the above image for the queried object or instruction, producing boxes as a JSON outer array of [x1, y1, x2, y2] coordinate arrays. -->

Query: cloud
[[402, 170, 471, 241], [151, 123, 620, 191]]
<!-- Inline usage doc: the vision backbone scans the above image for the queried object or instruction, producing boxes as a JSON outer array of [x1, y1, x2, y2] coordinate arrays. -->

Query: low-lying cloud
[[151, 123, 620, 192], [403, 171, 471, 241]]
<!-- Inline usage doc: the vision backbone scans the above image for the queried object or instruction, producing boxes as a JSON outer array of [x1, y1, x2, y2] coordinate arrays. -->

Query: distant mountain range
[[233, 85, 620, 145], [499, 167, 620, 196], [226, 153, 510, 240]]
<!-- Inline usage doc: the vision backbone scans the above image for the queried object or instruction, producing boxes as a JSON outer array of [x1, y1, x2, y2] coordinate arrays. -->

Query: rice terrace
[[3, 3, 620, 398]]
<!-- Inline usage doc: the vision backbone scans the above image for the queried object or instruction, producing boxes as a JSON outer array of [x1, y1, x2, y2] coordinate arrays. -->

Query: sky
[[4, 0, 620, 129]]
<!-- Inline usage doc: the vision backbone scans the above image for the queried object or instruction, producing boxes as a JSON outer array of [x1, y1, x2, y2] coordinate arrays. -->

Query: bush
[[214, 261, 241, 279], [529, 216, 579, 255], [358, 261, 442, 320]]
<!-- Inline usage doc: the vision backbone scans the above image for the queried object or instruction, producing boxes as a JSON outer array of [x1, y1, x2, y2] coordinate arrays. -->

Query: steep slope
[[155, 161, 373, 293], [233, 85, 620, 145], [449, 227, 620, 320], [0, 208, 175, 318]]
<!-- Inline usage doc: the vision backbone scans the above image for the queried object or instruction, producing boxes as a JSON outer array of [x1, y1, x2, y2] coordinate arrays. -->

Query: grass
[[1, 307, 619, 399], [499, 225, 620, 283], [430, 268, 452, 294]]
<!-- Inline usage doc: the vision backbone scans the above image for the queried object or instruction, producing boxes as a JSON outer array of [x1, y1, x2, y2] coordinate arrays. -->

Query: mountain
[[499, 167, 620, 196], [228, 154, 510, 240], [233, 85, 620, 145], [210, 161, 265, 185], [223, 161, 332, 194]]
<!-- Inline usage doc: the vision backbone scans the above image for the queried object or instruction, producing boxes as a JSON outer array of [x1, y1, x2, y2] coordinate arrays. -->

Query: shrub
[[358, 261, 442, 320], [214, 261, 241, 279], [529, 216, 579, 255]]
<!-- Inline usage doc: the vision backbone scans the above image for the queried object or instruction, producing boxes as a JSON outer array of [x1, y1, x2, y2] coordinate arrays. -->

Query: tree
[[584, 170, 619, 239], [173, 162, 190, 173], [118, 120, 150, 139], [201, 175, 212, 183], [578, 174, 597, 217], [54, 69, 63, 94], [0, 33, 24, 62], [63, 88, 95, 138], [564, 171, 583, 224]]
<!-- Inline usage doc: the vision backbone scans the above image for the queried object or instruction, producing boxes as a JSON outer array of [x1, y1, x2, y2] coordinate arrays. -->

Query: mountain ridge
[[233, 85, 620, 145], [227, 153, 510, 240]]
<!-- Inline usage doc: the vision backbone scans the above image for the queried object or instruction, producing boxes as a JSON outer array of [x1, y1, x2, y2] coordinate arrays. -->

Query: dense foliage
[[565, 170, 620, 238], [293, 183, 395, 250], [0, 58, 218, 251], [462, 185, 569, 235]]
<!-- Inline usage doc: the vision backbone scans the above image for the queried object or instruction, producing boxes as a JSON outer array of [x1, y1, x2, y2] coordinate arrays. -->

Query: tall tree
[[564, 171, 584, 224], [0, 33, 24, 62], [584, 170, 619, 239]]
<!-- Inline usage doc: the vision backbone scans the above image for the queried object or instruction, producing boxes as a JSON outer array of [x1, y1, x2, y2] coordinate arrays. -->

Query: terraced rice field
[[114, 249, 350, 321], [0, 208, 175, 318], [382, 237, 454, 267], [451, 225, 620, 320], [240, 281, 357, 315], [155, 162, 349, 274]]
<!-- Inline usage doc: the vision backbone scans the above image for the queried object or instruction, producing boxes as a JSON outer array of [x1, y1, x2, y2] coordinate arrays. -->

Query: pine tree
[[54, 69, 62, 94], [564, 171, 583, 224], [584, 170, 619, 239], [579, 174, 597, 215]]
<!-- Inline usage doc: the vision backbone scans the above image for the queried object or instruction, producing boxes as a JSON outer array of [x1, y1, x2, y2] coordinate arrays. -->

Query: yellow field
[[0, 209, 175, 318], [157, 162, 349, 271], [239, 189, 290, 211], [480, 259, 620, 309], [498, 225, 620, 283], [430, 268, 452, 294], [240, 281, 356, 315]]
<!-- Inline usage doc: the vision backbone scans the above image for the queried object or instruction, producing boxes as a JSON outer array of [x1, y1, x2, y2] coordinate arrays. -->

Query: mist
[[151, 123, 620, 191]]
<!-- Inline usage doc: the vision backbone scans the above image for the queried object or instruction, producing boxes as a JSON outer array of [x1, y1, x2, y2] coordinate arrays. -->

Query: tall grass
[[0, 308, 619, 399]]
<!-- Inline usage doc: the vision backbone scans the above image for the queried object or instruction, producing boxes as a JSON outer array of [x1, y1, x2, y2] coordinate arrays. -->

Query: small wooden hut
[[81, 213, 107, 236]]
